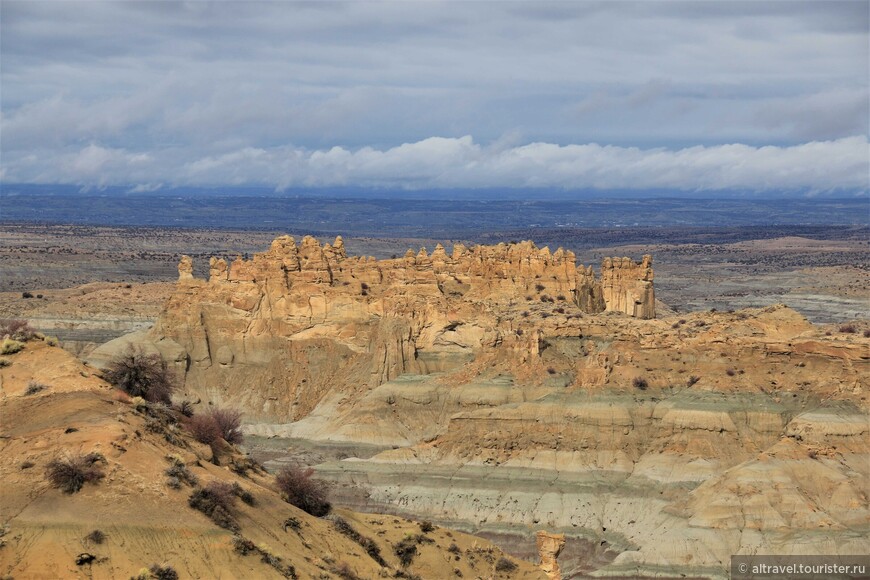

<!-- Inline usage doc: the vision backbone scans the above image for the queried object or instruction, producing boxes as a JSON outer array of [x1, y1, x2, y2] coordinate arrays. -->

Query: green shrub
[[1, 338, 24, 355]]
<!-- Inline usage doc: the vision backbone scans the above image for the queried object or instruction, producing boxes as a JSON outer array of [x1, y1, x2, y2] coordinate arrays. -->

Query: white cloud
[[3, 136, 866, 194]]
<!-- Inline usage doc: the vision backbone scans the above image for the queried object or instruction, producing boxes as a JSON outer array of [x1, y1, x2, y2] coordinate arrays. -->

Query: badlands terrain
[[1, 227, 868, 579]]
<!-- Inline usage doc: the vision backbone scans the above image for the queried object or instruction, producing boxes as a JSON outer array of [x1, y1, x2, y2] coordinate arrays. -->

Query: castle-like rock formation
[[179, 235, 654, 319]]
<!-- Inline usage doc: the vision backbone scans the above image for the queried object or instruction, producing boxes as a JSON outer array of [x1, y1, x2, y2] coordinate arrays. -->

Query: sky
[[1, 1, 868, 195]]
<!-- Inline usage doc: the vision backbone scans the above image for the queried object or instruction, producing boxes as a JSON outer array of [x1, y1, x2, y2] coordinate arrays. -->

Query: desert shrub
[[332, 562, 362, 580], [275, 465, 331, 517], [84, 530, 106, 544], [186, 407, 243, 445], [331, 515, 387, 567], [1, 338, 24, 355], [1, 320, 37, 342], [102, 348, 175, 404], [149, 564, 179, 580], [20, 460, 35, 470], [233, 535, 256, 555], [22, 291, 33, 299], [839, 324, 856, 333], [448, 543, 461, 554], [546, 367, 556, 375], [210, 408, 243, 444], [46, 336, 58, 347], [495, 556, 518, 572], [534, 284, 545, 292], [45, 453, 105, 494], [632, 377, 648, 391], [556, 295, 566, 301], [725, 368, 736, 377], [25, 381, 48, 395], [864, 329, 870, 338], [187, 413, 222, 445], [394, 536, 418, 567], [188, 481, 238, 531], [232, 482, 256, 505], [176, 400, 194, 417], [282, 516, 302, 532], [418, 520, 434, 534], [554, 307, 565, 314], [164, 456, 199, 487], [0, 358, 10, 367], [686, 375, 700, 387]]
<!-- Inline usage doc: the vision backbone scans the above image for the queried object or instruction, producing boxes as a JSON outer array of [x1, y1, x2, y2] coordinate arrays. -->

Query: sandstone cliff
[[96, 236, 655, 423]]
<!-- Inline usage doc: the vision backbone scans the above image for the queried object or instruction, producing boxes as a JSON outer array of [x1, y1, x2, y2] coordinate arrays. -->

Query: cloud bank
[[1, 1, 867, 193], [3, 136, 866, 193]]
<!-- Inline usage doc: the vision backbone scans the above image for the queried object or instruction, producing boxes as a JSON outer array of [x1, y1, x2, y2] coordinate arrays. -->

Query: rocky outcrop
[[601, 255, 654, 318], [93, 236, 655, 422], [536, 531, 565, 580]]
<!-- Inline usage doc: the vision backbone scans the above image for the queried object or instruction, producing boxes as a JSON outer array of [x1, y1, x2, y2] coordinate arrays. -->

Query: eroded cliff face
[[134, 236, 654, 422]]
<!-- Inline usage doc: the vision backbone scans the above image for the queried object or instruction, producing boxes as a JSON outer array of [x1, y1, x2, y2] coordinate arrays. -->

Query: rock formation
[[86, 236, 869, 578], [536, 531, 565, 580]]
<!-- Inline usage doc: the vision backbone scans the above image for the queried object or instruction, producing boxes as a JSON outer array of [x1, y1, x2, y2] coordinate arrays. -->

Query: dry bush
[[725, 368, 736, 377], [84, 530, 106, 545], [25, 381, 48, 396], [418, 520, 435, 534], [0, 319, 36, 342], [1, 338, 24, 355], [331, 515, 387, 567], [210, 408, 243, 444], [188, 481, 239, 531], [332, 562, 362, 580], [149, 564, 179, 580], [275, 465, 331, 517], [632, 377, 648, 390], [839, 324, 857, 334], [186, 408, 243, 446], [394, 536, 419, 567], [102, 348, 175, 404], [164, 456, 199, 488], [686, 375, 701, 387], [495, 556, 518, 572], [45, 453, 105, 494], [187, 414, 222, 445]]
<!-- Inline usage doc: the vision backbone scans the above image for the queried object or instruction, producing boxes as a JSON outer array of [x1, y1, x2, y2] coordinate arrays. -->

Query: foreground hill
[[0, 340, 543, 579]]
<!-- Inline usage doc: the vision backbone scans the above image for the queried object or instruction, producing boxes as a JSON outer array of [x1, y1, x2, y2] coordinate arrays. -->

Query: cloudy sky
[[1, 1, 867, 194]]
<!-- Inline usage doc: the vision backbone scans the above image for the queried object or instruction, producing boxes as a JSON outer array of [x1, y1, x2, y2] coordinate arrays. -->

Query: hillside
[[0, 340, 543, 579]]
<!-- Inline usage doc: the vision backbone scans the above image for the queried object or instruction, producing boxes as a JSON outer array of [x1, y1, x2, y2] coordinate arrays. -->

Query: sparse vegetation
[[186, 407, 243, 446], [0, 358, 10, 367], [1, 338, 25, 355], [495, 556, 518, 572], [102, 348, 175, 404], [84, 530, 106, 545], [332, 562, 362, 580], [686, 375, 701, 387], [331, 515, 387, 567], [632, 377, 648, 390], [165, 456, 199, 488], [418, 520, 435, 533], [45, 453, 106, 494], [1, 320, 37, 342], [839, 324, 856, 333], [24, 380, 48, 395], [148, 564, 179, 580], [20, 461, 35, 470], [394, 536, 419, 567], [188, 481, 239, 531], [725, 368, 736, 377], [275, 465, 331, 517]]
